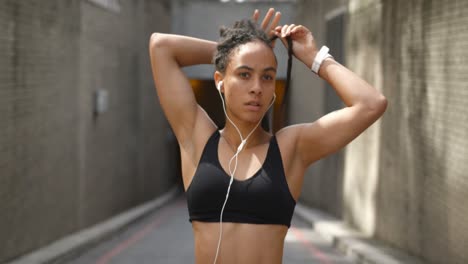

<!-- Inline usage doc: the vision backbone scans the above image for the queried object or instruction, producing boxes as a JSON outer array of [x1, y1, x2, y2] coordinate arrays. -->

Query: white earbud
[[217, 81, 223, 91]]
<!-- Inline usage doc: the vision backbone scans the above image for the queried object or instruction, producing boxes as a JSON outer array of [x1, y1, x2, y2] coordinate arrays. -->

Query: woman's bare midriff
[[192, 221, 288, 264]]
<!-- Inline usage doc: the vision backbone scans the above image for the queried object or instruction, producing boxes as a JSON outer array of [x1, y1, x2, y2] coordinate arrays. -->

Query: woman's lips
[[245, 102, 261, 111]]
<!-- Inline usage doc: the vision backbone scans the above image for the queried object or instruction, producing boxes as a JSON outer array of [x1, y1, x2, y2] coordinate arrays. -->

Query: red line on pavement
[[290, 226, 333, 264], [95, 200, 180, 264]]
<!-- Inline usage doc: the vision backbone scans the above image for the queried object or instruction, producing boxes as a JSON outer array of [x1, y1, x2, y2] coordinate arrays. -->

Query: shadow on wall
[[376, 1, 451, 262]]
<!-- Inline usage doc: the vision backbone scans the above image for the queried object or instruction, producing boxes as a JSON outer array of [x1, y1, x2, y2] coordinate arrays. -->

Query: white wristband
[[311, 46, 333, 74]]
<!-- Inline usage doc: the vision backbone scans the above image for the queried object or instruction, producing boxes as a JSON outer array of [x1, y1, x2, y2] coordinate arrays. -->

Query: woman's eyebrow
[[235, 65, 277, 72], [235, 65, 254, 71]]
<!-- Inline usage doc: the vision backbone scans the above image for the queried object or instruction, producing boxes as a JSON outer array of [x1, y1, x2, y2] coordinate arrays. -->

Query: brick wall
[[0, 0, 173, 262]]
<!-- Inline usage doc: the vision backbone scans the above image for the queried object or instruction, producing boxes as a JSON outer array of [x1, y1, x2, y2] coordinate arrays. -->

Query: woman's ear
[[214, 71, 224, 93]]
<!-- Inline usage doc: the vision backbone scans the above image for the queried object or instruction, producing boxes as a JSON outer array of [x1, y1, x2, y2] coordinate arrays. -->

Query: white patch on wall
[[87, 0, 121, 13]]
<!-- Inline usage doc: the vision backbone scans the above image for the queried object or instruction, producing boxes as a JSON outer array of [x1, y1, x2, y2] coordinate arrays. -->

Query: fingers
[[269, 11, 282, 32], [274, 26, 282, 36], [281, 24, 295, 37], [252, 9, 259, 23], [256, 8, 281, 33], [278, 24, 310, 38], [260, 8, 275, 29], [272, 26, 288, 48], [291, 25, 309, 36], [280, 24, 289, 37], [287, 24, 296, 35], [255, 8, 309, 39]]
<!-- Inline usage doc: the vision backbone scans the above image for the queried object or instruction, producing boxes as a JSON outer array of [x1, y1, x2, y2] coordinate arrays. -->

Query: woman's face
[[219, 41, 277, 124]]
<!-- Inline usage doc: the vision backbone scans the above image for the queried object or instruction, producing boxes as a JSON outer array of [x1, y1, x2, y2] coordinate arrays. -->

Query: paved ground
[[67, 195, 355, 264]]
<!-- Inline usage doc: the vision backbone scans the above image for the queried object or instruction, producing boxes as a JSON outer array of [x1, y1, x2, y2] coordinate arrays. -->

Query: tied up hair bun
[[213, 18, 293, 129]]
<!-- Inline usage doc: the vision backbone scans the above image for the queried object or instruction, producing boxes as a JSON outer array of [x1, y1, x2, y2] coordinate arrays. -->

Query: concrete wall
[[343, 0, 384, 237], [294, 0, 468, 263], [345, 0, 468, 262], [0, 1, 81, 261], [0, 0, 174, 262], [376, 0, 468, 263]]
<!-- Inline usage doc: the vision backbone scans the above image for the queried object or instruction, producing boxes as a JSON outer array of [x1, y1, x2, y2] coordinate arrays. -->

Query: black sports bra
[[186, 130, 296, 228]]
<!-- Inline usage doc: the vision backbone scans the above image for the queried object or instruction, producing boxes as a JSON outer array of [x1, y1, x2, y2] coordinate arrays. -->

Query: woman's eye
[[263, 75, 274, 81], [239, 72, 250, 78]]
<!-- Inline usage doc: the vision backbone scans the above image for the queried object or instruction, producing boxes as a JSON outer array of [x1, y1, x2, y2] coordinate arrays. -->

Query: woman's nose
[[249, 79, 262, 95]]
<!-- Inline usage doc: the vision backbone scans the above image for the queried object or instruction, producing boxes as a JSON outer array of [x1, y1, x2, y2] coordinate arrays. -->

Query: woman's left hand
[[252, 8, 281, 47], [274, 24, 318, 69]]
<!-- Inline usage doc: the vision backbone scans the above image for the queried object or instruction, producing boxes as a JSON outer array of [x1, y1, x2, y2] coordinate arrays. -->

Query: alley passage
[[68, 196, 355, 264]]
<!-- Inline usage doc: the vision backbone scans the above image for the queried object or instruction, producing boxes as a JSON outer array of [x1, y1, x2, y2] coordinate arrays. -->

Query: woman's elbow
[[378, 94, 388, 111], [369, 94, 388, 116], [149, 33, 169, 50]]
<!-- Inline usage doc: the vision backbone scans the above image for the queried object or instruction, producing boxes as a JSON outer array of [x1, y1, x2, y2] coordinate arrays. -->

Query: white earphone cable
[[213, 81, 275, 264]]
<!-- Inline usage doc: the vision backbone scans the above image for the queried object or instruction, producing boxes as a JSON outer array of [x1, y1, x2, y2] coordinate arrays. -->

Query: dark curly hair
[[213, 19, 293, 131], [213, 19, 275, 73]]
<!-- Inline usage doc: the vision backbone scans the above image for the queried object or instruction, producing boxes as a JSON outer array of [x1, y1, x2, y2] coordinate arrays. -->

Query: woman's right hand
[[273, 24, 318, 69], [252, 8, 281, 46]]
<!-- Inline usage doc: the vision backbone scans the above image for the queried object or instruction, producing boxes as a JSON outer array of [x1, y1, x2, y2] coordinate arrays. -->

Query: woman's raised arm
[[149, 34, 217, 146], [273, 24, 387, 167]]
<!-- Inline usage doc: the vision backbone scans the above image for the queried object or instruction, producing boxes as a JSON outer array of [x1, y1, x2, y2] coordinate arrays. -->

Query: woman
[[149, 8, 387, 264]]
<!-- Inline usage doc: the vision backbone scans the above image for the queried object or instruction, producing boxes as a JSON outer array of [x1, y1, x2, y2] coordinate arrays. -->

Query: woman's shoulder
[[274, 125, 302, 160]]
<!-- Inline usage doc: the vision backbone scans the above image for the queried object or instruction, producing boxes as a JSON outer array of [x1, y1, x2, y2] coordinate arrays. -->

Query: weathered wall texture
[[294, 0, 468, 263], [0, 1, 81, 261], [0, 0, 174, 262], [376, 0, 468, 263], [308, 0, 468, 263], [343, 0, 384, 237]]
